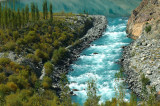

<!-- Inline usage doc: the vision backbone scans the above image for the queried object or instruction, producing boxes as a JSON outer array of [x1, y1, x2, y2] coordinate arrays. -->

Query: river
[[67, 17, 132, 105]]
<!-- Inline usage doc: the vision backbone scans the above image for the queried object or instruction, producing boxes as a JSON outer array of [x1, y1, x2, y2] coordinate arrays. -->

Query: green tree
[[147, 86, 156, 106], [44, 61, 54, 76], [22, 8, 25, 26], [0, 3, 2, 27], [17, 8, 21, 28], [60, 74, 72, 106], [31, 3, 36, 21], [129, 92, 137, 106], [49, 3, 53, 21], [8, 8, 12, 28], [4, 5, 8, 28], [84, 79, 100, 106], [25, 5, 29, 22], [35, 5, 40, 21], [43, 0, 48, 19]]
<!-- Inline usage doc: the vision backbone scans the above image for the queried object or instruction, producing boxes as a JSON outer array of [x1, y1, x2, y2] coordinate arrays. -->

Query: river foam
[[67, 17, 132, 105]]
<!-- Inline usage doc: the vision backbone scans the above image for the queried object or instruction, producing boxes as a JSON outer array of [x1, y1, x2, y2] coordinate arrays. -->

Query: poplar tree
[[4, 5, 8, 28], [11, 11, 15, 28], [31, 3, 35, 21], [0, 3, 2, 27], [43, 1, 45, 19], [22, 8, 25, 26], [84, 80, 100, 106], [17, 8, 21, 28], [43, 0, 48, 19], [49, 3, 53, 21], [8, 8, 12, 28], [25, 5, 29, 23], [35, 5, 40, 21]]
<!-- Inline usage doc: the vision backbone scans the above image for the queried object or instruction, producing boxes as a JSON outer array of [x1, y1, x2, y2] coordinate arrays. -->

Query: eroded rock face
[[127, 0, 160, 39], [123, 0, 160, 100]]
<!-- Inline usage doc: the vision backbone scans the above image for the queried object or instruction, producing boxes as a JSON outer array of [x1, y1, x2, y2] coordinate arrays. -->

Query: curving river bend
[[67, 17, 132, 105]]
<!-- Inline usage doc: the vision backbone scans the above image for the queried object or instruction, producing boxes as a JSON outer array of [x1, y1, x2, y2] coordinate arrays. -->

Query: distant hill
[[3, 0, 141, 17]]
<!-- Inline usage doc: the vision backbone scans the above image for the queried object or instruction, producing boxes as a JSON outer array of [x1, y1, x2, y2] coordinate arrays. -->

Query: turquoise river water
[[67, 17, 132, 105]]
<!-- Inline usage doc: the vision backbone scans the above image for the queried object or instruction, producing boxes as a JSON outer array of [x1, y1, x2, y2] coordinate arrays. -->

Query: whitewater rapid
[[67, 17, 132, 105]]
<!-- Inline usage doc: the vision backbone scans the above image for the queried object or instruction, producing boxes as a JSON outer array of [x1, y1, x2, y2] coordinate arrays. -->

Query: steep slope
[[122, 0, 160, 100]]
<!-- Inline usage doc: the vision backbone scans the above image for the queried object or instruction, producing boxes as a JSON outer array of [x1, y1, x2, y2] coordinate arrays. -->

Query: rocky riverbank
[[51, 15, 107, 91], [122, 0, 160, 100]]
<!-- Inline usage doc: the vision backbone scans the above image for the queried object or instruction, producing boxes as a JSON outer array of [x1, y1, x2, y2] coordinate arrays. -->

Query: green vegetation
[[0, 1, 159, 106], [84, 80, 100, 106], [141, 74, 150, 96], [145, 25, 151, 33], [0, 1, 93, 106]]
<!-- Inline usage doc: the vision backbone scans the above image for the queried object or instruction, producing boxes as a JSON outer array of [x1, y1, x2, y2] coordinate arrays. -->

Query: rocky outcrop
[[122, 0, 160, 100], [127, 0, 160, 39]]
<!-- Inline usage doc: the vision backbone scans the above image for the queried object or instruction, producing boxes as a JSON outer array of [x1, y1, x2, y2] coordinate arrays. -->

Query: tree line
[[0, 0, 53, 29]]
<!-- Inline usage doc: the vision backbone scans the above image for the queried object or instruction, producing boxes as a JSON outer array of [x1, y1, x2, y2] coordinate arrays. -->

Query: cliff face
[[127, 0, 160, 39], [122, 0, 160, 99]]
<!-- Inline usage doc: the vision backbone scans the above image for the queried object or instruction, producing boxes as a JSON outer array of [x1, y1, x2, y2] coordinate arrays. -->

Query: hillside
[[5, 0, 141, 17], [122, 0, 160, 100], [0, 2, 107, 105]]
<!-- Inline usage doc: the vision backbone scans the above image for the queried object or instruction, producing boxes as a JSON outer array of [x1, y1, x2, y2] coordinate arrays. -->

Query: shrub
[[16, 38, 26, 46], [34, 49, 49, 61], [42, 76, 52, 89], [6, 82, 18, 92], [5, 93, 23, 106], [5, 41, 16, 51], [13, 31, 19, 41], [0, 73, 6, 84], [0, 84, 10, 94], [145, 25, 151, 33], [0, 58, 11, 66], [141, 74, 150, 86], [24, 31, 39, 43], [52, 47, 68, 65], [44, 61, 54, 76], [26, 54, 41, 64], [53, 40, 60, 48]]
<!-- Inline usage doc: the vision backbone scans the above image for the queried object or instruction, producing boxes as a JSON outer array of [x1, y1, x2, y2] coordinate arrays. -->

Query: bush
[[5, 41, 16, 51], [141, 74, 150, 85], [145, 25, 151, 33], [5, 93, 23, 106], [13, 31, 19, 41], [34, 49, 49, 62], [24, 31, 39, 43], [141, 74, 150, 86], [0, 73, 6, 84], [44, 61, 54, 76], [26, 54, 41, 64], [0, 84, 10, 94], [16, 38, 25, 46], [0, 58, 11, 66], [53, 40, 60, 48], [42, 76, 52, 89], [6, 82, 18, 92], [52, 47, 68, 65]]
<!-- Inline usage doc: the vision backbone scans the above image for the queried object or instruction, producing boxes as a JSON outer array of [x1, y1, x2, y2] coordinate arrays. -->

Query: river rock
[[93, 52, 98, 54], [72, 89, 79, 91]]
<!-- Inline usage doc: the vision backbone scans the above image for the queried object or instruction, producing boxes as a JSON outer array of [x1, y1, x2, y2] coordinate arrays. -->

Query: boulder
[[72, 89, 79, 91], [93, 52, 98, 54]]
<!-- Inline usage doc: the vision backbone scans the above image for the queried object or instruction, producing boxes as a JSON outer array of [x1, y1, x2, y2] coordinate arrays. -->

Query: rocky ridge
[[122, 0, 160, 100]]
